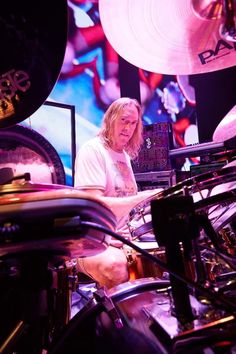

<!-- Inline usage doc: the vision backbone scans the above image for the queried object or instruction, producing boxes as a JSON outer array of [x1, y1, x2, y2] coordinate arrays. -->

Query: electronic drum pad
[[0, 0, 68, 128]]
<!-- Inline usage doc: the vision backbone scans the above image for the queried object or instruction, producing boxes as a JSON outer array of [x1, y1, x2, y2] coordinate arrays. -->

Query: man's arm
[[99, 188, 163, 221]]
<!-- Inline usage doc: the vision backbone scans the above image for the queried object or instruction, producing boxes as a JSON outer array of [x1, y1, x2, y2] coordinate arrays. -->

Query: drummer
[[74, 97, 162, 289]]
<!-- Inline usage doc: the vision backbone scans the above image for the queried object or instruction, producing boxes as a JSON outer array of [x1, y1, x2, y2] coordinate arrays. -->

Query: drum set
[[1, 164, 236, 354]]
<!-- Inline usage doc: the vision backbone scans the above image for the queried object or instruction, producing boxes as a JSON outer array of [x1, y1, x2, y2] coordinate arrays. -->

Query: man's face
[[112, 104, 139, 152]]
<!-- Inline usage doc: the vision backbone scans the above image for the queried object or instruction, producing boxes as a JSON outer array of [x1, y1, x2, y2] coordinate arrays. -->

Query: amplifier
[[132, 122, 171, 173], [135, 170, 176, 190]]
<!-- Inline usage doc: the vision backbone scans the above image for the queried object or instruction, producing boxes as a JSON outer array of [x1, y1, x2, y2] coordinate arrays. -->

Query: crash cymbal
[[213, 105, 236, 142], [99, 0, 236, 75], [0, 1, 68, 129]]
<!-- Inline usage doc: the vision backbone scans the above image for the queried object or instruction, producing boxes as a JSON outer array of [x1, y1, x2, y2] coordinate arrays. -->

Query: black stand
[[0, 254, 53, 354], [151, 195, 196, 325]]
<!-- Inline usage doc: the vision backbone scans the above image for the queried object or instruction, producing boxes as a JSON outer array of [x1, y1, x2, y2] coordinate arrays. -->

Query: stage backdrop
[[45, 1, 199, 183]]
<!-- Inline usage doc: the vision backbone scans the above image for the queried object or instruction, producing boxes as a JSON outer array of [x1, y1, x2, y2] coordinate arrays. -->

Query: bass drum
[[0, 124, 66, 186], [48, 278, 236, 354]]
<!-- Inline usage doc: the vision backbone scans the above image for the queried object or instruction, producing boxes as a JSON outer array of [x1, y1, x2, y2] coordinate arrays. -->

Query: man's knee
[[77, 246, 129, 288]]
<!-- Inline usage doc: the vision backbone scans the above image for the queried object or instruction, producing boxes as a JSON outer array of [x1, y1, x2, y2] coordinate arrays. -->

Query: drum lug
[[94, 288, 123, 329]]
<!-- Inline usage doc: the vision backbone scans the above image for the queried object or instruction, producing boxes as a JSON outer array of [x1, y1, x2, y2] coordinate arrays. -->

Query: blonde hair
[[98, 97, 143, 159]]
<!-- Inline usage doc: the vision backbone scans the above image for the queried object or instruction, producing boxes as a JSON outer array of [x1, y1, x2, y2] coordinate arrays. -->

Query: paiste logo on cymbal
[[198, 39, 236, 65], [0, 69, 31, 118]]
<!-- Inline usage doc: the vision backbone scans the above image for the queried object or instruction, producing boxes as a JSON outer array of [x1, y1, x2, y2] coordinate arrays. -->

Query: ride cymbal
[[99, 0, 236, 75], [0, 1, 68, 129], [213, 105, 236, 142]]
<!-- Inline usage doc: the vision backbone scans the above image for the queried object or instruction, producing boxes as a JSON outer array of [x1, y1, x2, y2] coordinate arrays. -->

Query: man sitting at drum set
[[74, 97, 162, 288]]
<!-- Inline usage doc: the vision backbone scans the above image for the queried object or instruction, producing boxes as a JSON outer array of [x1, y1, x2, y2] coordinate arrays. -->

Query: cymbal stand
[[220, 0, 236, 41], [151, 195, 197, 326]]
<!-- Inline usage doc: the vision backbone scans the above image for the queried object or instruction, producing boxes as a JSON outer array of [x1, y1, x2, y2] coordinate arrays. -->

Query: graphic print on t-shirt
[[112, 160, 136, 197]]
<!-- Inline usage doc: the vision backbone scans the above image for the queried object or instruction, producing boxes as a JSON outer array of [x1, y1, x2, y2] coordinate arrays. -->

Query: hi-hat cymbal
[[0, 1, 68, 129], [99, 0, 236, 75], [213, 105, 236, 142]]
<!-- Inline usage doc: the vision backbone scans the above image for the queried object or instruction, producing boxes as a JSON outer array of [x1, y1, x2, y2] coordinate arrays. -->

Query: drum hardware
[[151, 195, 196, 325], [161, 166, 236, 199], [219, 226, 236, 254], [195, 188, 236, 256], [215, 270, 236, 282], [220, 0, 236, 42], [0, 189, 116, 258], [0, 167, 31, 186], [0, 168, 14, 185], [0, 191, 116, 353], [11, 209, 233, 354], [1, 185, 236, 353], [79, 219, 236, 315], [208, 200, 236, 234], [44, 173, 236, 352], [124, 243, 168, 281], [94, 287, 123, 329], [48, 259, 80, 342], [46, 277, 236, 354], [193, 210, 236, 285], [1, 172, 31, 186], [0, 321, 26, 354], [127, 204, 153, 240], [0, 254, 56, 354]]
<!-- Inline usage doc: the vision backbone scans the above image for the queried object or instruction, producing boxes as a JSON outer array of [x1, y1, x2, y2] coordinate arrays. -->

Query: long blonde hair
[[98, 97, 143, 159]]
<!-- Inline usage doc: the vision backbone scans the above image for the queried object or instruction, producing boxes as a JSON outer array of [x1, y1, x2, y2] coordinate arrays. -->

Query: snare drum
[[124, 241, 196, 282], [127, 167, 236, 241], [124, 241, 166, 280]]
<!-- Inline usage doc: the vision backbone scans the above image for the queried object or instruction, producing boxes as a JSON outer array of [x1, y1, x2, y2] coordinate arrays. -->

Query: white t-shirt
[[74, 137, 138, 234], [74, 136, 137, 197]]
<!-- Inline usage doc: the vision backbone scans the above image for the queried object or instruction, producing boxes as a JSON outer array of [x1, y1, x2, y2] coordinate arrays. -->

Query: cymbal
[[99, 0, 236, 75], [0, 189, 116, 258], [0, 1, 68, 129], [213, 105, 236, 142]]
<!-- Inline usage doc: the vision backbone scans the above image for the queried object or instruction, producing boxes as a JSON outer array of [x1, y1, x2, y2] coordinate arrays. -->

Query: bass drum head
[[0, 124, 66, 185]]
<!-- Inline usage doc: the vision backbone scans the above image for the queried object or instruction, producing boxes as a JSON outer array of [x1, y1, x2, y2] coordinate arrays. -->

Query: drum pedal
[[94, 287, 123, 329]]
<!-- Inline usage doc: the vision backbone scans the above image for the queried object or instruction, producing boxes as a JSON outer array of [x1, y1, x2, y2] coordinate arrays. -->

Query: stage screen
[[48, 1, 199, 173]]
